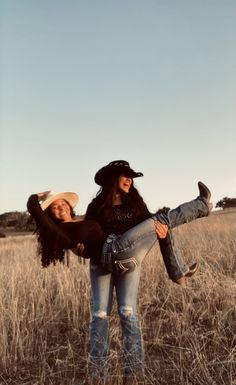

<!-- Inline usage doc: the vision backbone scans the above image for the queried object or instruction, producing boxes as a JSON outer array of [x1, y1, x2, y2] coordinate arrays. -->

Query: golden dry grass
[[0, 210, 236, 385]]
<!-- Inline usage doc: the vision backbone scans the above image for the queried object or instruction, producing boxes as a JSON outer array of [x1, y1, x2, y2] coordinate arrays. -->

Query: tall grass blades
[[0, 210, 236, 384]]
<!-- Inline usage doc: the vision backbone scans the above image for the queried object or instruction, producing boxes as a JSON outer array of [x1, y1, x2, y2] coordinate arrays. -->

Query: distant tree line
[[215, 197, 236, 210], [0, 197, 235, 236], [0, 211, 84, 234], [0, 211, 36, 232]]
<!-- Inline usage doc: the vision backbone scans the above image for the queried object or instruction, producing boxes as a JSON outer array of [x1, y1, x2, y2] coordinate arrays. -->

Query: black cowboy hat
[[94, 160, 144, 186]]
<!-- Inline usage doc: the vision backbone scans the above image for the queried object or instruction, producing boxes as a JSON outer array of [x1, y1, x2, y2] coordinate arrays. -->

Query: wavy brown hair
[[35, 202, 75, 267]]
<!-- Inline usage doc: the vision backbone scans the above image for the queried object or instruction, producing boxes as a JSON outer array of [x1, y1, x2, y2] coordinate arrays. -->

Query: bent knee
[[119, 305, 134, 320]]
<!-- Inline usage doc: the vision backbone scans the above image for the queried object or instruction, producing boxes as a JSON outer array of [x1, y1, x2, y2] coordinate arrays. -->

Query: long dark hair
[[86, 176, 150, 222], [35, 202, 75, 267]]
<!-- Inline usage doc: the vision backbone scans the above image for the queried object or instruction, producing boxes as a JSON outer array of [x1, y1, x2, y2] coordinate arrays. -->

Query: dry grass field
[[0, 210, 236, 385]]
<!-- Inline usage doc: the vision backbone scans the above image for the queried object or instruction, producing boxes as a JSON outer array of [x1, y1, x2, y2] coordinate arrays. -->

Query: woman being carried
[[27, 181, 211, 277]]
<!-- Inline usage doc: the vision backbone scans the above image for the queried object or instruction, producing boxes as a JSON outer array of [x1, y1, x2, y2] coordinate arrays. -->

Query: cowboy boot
[[198, 181, 212, 210]]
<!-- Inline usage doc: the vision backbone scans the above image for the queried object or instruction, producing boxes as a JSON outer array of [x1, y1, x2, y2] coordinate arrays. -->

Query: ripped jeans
[[89, 263, 144, 378], [89, 195, 210, 378]]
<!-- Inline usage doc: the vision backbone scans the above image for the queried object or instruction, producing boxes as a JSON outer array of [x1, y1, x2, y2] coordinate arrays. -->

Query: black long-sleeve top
[[85, 201, 151, 235], [27, 195, 107, 264]]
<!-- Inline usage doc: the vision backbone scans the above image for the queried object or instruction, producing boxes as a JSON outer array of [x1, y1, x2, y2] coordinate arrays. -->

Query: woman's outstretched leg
[[156, 182, 212, 283], [159, 230, 199, 284], [103, 182, 212, 282], [155, 181, 212, 228], [159, 230, 188, 281]]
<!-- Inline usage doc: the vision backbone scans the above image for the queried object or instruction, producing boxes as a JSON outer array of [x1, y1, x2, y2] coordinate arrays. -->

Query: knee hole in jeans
[[119, 305, 133, 320], [93, 310, 108, 319]]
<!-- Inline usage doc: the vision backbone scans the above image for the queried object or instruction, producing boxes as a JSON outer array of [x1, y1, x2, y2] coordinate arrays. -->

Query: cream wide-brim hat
[[40, 191, 79, 210]]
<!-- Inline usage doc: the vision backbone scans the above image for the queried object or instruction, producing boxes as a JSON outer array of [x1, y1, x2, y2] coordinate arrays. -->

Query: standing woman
[[85, 160, 201, 384], [85, 161, 150, 384]]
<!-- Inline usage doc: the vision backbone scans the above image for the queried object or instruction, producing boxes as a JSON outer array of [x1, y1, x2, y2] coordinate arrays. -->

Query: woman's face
[[49, 199, 72, 222], [117, 175, 132, 194]]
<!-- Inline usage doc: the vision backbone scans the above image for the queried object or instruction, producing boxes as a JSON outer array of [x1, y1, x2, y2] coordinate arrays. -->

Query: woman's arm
[[27, 194, 47, 220]]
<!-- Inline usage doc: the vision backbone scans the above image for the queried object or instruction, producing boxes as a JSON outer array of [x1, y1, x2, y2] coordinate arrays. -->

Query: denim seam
[[113, 228, 156, 255]]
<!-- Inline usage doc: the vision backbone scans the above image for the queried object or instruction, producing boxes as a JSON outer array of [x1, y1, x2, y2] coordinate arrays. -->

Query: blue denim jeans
[[106, 196, 210, 280], [89, 196, 209, 378], [89, 263, 144, 378]]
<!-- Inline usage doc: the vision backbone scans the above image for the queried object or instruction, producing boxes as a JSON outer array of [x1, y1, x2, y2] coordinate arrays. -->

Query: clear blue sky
[[1, 0, 235, 215]]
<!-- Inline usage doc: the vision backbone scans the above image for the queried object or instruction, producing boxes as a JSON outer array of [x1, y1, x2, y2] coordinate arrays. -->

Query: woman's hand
[[71, 243, 85, 257], [36, 191, 52, 202], [154, 221, 168, 239]]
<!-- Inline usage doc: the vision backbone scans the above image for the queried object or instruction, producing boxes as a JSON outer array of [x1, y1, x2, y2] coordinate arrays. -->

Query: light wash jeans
[[103, 195, 210, 279], [89, 263, 144, 378], [89, 195, 209, 378]]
